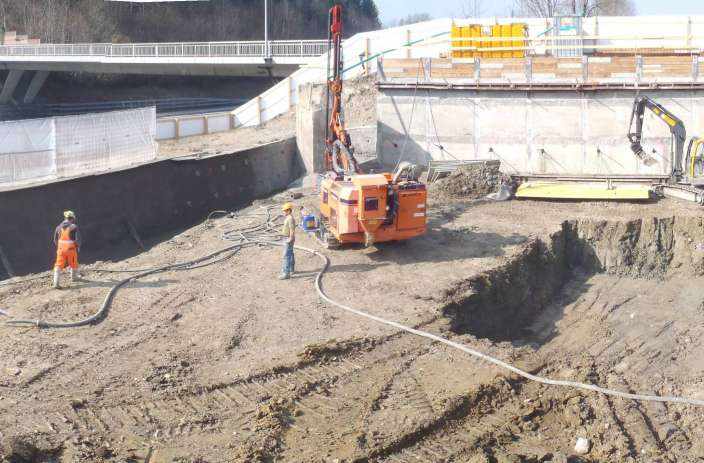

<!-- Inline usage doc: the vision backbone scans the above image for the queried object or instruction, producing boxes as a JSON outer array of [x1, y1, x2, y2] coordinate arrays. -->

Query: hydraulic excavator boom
[[628, 95, 686, 178]]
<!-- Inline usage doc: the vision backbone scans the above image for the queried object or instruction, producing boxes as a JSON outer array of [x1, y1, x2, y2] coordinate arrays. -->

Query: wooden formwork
[[380, 54, 702, 85]]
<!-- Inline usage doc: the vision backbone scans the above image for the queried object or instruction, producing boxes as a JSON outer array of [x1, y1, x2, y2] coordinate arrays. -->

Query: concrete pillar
[[296, 83, 326, 174], [0, 70, 24, 104], [23, 70, 50, 104], [405, 30, 412, 59]]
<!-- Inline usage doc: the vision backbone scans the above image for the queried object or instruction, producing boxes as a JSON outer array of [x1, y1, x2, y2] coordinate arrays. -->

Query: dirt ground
[[2, 184, 704, 462]]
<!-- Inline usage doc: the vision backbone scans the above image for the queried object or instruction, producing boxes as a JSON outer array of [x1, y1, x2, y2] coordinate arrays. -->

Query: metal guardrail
[[0, 40, 329, 59], [0, 98, 247, 121]]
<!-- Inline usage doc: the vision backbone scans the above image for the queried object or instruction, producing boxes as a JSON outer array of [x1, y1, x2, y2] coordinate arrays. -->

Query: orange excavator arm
[[324, 4, 361, 177]]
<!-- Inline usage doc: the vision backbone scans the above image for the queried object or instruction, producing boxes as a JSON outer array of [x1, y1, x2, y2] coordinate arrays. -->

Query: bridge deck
[[0, 40, 328, 76]]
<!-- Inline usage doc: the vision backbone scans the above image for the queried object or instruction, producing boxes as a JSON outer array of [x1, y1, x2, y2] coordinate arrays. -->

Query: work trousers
[[55, 246, 78, 270], [282, 242, 295, 276]]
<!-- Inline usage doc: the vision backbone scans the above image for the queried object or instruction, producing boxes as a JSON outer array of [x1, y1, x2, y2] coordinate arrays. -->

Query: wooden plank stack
[[380, 54, 701, 85]]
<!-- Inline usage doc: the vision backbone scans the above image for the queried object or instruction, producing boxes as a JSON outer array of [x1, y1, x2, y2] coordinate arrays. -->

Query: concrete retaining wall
[[0, 138, 303, 278], [295, 83, 378, 174], [377, 88, 704, 176]]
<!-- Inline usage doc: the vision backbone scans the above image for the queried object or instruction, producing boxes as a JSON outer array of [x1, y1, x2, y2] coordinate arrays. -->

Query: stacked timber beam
[[379, 55, 703, 89]]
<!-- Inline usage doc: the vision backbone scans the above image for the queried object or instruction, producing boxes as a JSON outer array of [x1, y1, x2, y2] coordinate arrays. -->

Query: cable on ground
[[4, 206, 704, 408]]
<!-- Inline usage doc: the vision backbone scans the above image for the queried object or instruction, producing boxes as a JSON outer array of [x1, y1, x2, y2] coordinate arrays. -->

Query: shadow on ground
[[365, 199, 529, 266]]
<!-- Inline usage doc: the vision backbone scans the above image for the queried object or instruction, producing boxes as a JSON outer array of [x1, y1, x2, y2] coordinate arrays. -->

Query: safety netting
[[0, 107, 157, 187], [0, 117, 55, 184]]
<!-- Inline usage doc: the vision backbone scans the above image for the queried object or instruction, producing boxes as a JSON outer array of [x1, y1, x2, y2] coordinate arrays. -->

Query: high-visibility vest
[[58, 225, 77, 251]]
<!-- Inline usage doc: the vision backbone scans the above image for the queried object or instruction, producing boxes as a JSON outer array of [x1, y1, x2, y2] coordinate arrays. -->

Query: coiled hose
[[4, 206, 704, 407]]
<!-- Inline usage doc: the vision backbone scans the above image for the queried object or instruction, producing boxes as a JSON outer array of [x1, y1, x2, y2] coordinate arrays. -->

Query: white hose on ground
[[5, 206, 704, 407], [283, 241, 704, 408]]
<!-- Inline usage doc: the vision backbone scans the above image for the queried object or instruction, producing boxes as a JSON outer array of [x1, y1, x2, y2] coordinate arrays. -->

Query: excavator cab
[[685, 137, 704, 186]]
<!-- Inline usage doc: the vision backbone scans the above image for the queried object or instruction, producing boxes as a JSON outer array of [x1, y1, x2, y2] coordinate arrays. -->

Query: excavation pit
[[2, 193, 704, 462], [440, 216, 704, 346]]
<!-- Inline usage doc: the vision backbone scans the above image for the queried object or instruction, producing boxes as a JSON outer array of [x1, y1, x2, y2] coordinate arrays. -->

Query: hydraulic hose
[[5, 207, 704, 408], [299, 242, 704, 407], [4, 245, 244, 329]]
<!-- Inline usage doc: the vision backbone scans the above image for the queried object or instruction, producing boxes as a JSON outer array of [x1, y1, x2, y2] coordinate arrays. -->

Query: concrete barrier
[[0, 138, 304, 278]]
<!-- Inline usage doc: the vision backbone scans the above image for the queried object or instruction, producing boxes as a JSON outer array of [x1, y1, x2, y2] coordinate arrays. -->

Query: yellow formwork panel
[[470, 25, 481, 58], [512, 23, 527, 58], [491, 25, 501, 58], [515, 182, 652, 200], [501, 24, 512, 58], [451, 24, 462, 58], [452, 22, 527, 60], [481, 26, 491, 58], [461, 25, 472, 58]]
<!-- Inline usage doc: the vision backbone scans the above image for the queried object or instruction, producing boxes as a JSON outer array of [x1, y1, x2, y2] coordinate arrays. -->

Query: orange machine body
[[319, 174, 427, 244], [318, 4, 427, 246]]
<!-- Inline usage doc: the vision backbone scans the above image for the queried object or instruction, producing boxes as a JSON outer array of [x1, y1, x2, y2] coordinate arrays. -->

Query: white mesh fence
[[55, 107, 157, 177], [0, 118, 55, 184], [0, 107, 157, 187]]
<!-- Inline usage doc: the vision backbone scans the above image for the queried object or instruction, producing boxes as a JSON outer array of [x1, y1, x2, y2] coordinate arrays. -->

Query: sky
[[376, 0, 704, 26]]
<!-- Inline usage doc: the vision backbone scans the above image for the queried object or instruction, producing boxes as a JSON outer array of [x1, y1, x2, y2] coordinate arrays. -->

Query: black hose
[[4, 206, 284, 330], [4, 244, 245, 329]]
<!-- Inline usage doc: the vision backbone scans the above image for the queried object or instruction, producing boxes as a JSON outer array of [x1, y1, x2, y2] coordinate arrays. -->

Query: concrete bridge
[[0, 40, 328, 104]]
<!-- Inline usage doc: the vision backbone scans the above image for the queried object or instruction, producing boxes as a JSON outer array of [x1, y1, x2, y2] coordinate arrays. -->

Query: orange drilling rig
[[317, 4, 427, 248]]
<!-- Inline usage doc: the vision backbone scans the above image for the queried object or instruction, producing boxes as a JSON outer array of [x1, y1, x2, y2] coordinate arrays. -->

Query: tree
[[462, 0, 485, 18], [575, 0, 636, 16], [514, 0, 562, 17], [514, 0, 635, 17], [396, 13, 432, 27], [0, 0, 382, 43]]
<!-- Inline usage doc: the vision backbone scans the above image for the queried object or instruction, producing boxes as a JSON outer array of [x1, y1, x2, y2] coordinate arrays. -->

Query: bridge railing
[[0, 40, 329, 58]]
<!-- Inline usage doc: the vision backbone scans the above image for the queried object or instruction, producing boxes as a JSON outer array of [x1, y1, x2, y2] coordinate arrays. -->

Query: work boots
[[69, 267, 84, 283], [69, 268, 82, 283], [52, 268, 60, 289]]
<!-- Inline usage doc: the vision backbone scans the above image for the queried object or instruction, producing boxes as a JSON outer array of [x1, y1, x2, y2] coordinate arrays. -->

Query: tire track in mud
[[36, 329, 682, 462], [370, 374, 535, 463], [22, 330, 431, 450], [37, 359, 353, 440], [606, 376, 677, 461], [16, 288, 200, 394], [372, 369, 692, 463]]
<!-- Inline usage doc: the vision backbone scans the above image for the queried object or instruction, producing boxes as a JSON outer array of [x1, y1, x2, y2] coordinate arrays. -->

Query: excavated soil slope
[[1, 193, 704, 463]]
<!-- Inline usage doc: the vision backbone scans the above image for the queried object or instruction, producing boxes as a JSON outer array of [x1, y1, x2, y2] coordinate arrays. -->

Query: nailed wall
[[0, 138, 304, 278]]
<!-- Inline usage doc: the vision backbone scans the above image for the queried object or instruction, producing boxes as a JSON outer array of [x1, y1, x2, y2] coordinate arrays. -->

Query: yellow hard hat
[[282, 202, 294, 212], [64, 210, 76, 219]]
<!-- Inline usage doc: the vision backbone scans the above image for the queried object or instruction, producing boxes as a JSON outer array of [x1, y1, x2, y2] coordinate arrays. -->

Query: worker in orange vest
[[52, 210, 82, 289]]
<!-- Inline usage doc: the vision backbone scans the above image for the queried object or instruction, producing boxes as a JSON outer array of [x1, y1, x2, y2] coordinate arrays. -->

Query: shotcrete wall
[[377, 88, 704, 176], [0, 138, 304, 278]]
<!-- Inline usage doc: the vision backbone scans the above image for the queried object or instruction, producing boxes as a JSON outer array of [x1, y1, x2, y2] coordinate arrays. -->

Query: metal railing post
[[0, 38, 335, 60], [264, 0, 270, 58]]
